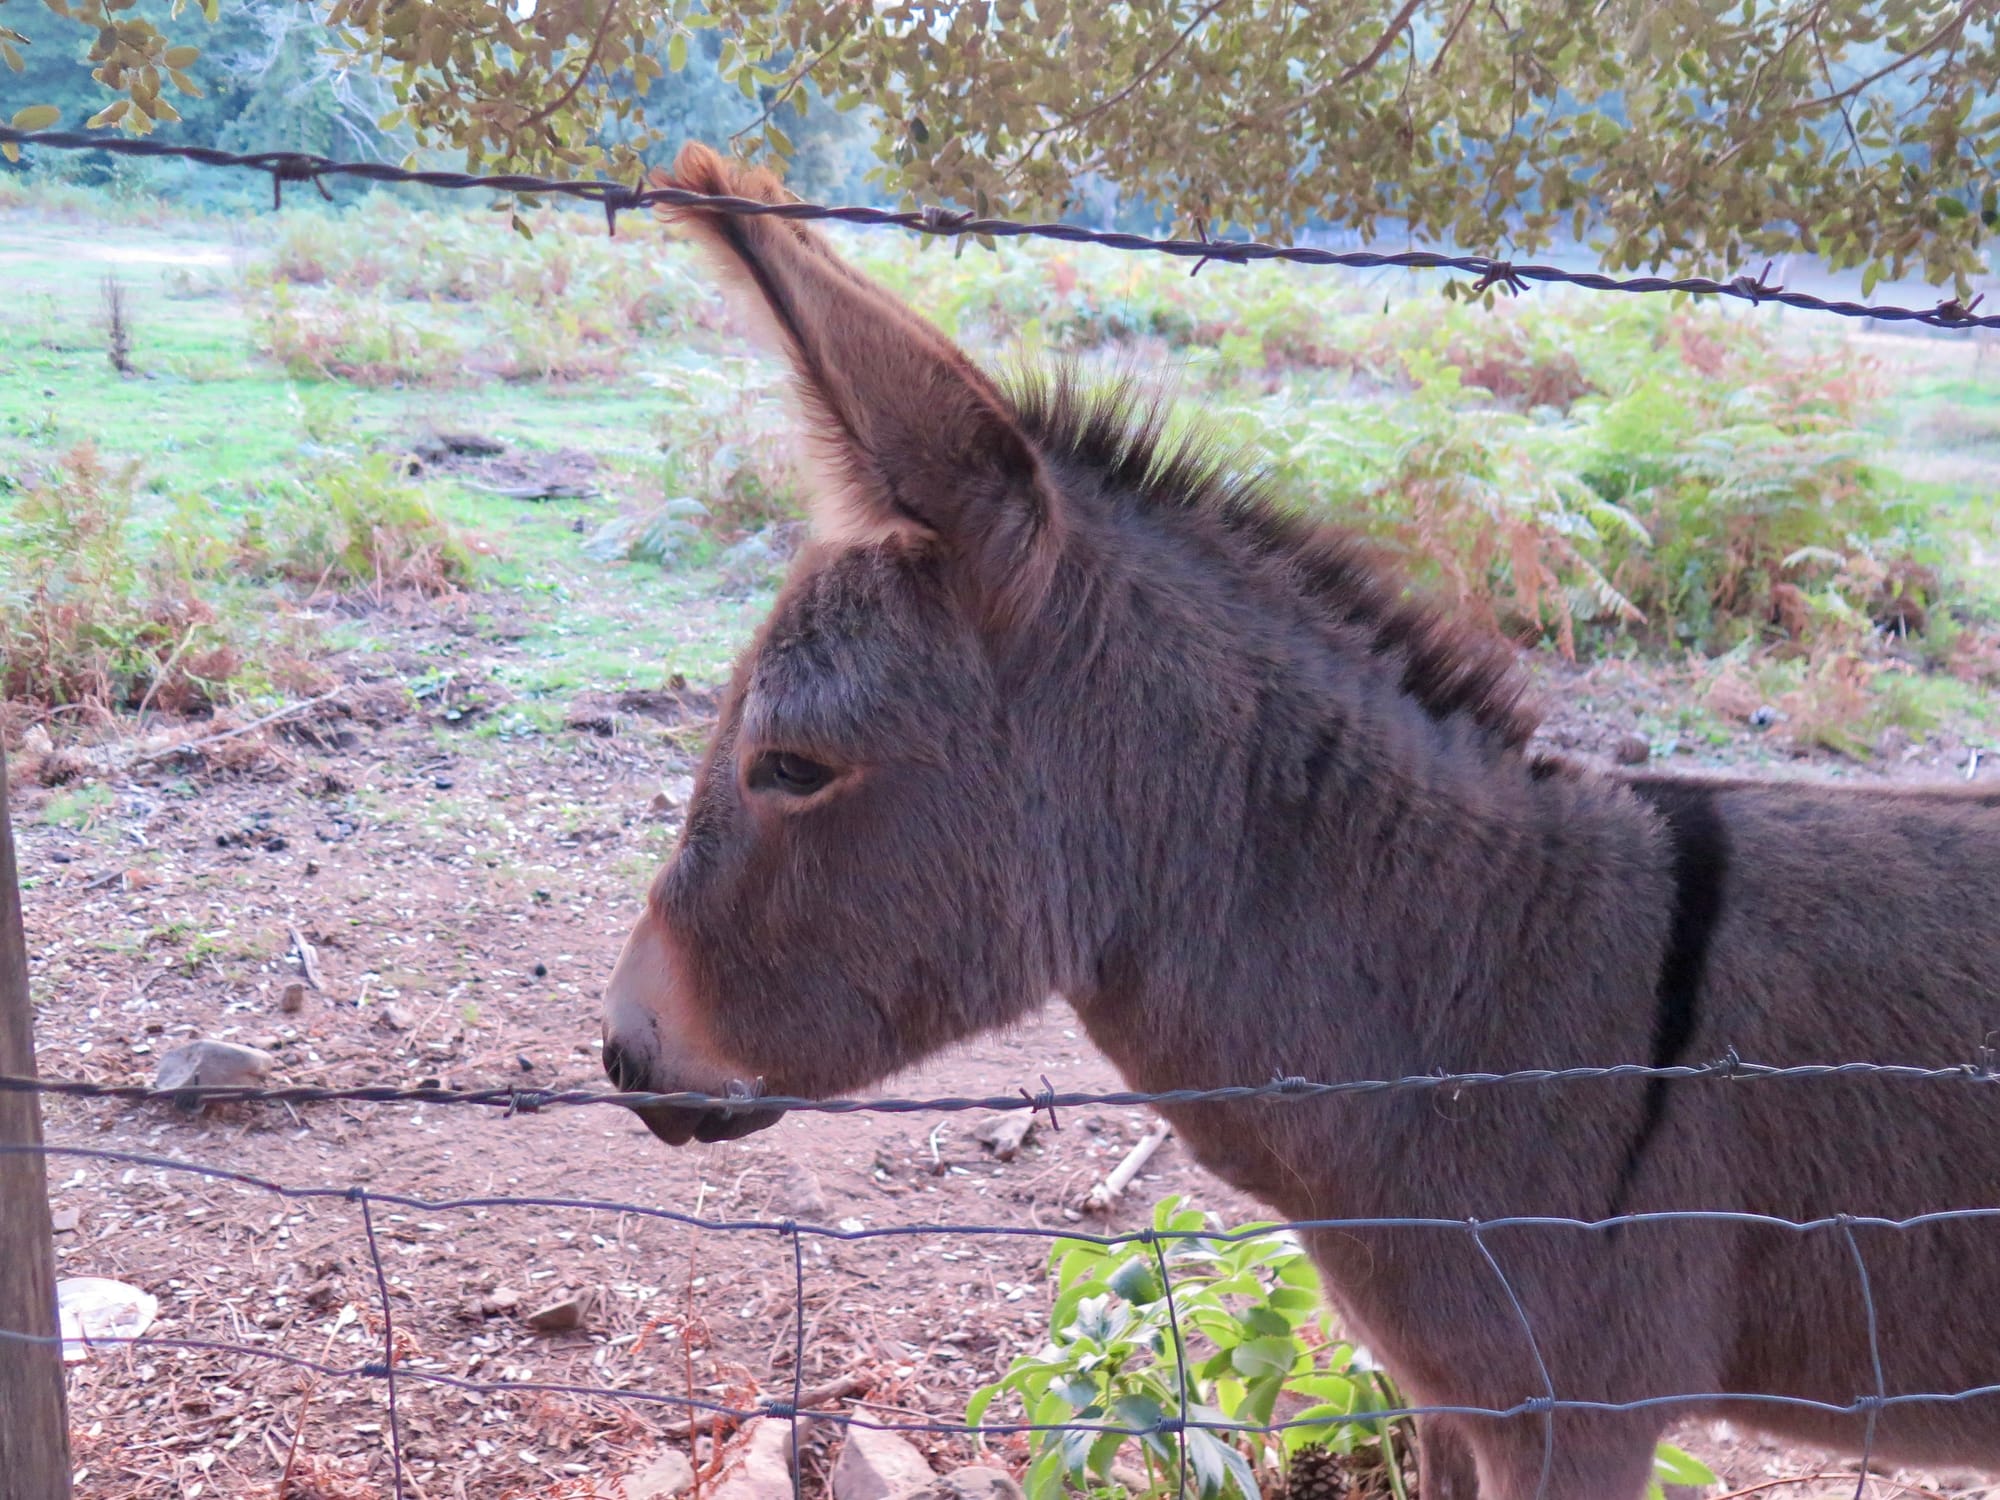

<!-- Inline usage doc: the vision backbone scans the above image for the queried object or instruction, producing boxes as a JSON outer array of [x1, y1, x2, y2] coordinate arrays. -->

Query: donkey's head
[[602, 145, 1077, 1144], [601, 145, 1538, 1147]]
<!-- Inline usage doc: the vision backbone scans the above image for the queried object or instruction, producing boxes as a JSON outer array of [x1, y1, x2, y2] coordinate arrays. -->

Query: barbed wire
[[2, 125, 1997, 331], [7, 1053, 2000, 1126]]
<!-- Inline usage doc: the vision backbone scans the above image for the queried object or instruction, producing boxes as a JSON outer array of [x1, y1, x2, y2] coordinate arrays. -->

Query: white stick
[[1082, 1118, 1173, 1214]]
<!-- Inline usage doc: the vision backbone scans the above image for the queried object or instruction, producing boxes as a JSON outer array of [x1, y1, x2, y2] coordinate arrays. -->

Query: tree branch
[[1229, 0, 1431, 136], [1788, 0, 1977, 117], [729, 11, 862, 147], [1004, 0, 1233, 178], [1341, 0, 1430, 85], [517, 0, 622, 133]]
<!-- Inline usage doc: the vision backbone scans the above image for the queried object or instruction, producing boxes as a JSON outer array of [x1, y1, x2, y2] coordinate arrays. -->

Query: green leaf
[[1108, 1256, 1165, 1305], [10, 103, 60, 130], [667, 30, 687, 71], [1651, 1443, 1719, 1489], [1230, 1336, 1299, 1380], [1239, 1305, 1293, 1340]]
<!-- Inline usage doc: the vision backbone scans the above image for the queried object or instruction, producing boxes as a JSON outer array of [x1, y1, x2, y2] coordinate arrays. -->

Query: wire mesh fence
[[4, 1070, 2000, 1499]]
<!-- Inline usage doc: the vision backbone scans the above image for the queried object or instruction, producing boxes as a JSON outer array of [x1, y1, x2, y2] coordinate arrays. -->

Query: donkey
[[601, 142, 2000, 1500]]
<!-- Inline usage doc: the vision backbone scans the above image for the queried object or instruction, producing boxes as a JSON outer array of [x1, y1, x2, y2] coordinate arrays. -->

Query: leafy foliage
[[966, 1197, 1412, 1500], [10, 0, 2000, 290], [970, 1196, 1720, 1499]]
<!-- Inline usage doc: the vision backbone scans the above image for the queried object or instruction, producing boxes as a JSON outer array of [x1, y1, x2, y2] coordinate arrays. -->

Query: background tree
[[3, 0, 1997, 289]]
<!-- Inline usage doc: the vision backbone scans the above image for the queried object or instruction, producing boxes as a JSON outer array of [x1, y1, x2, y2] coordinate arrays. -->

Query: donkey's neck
[[1051, 634, 1663, 1215]]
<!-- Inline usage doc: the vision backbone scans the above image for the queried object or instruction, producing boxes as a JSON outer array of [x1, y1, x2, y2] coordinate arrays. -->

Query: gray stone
[[625, 1449, 696, 1499], [832, 1426, 936, 1500], [772, 1161, 829, 1220], [710, 1418, 797, 1500], [524, 1292, 589, 1333], [154, 1039, 275, 1099], [929, 1466, 1023, 1500], [971, 1114, 1035, 1161]]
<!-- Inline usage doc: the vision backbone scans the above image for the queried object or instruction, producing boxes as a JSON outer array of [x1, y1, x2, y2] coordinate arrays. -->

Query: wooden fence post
[[0, 741, 73, 1499]]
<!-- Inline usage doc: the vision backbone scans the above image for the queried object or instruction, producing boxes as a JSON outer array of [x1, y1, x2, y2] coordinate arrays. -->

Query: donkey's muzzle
[[603, 1035, 782, 1146], [630, 1100, 784, 1146]]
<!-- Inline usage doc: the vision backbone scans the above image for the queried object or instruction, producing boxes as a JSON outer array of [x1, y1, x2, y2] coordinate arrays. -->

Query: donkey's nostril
[[602, 1037, 647, 1093]]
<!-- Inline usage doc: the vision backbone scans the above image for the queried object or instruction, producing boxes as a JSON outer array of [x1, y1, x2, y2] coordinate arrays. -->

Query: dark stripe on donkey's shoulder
[[1610, 780, 1731, 1217]]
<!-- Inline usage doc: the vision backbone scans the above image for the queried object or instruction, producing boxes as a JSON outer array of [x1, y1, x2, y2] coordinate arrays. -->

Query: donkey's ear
[[651, 144, 1060, 591]]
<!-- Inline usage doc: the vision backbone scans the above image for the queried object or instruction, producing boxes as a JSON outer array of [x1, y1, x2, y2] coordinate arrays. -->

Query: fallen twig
[[288, 926, 326, 992], [1083, 1118, 1173, 1214], [129, 686, 348, 766]]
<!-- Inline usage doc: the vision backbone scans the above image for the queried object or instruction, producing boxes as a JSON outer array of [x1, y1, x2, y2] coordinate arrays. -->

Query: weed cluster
[[0, 444, 239, 714], [239, 452, 484, 601], [1, 437, 484, 722]]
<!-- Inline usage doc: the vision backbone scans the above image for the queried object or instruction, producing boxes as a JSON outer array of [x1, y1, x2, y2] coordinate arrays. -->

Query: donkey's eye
[[749, 750, 836, 798]]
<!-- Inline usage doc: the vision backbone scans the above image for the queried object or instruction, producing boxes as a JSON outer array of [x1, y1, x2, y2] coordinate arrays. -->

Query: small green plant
[[39, 782, 112, 829], [971, 1196, 1720, 1500], [968, 1196, 1410, 1499]]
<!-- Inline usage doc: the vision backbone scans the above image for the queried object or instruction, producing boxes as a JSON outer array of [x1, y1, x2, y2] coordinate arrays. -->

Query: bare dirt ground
[[10, 604, 1997, 1500]]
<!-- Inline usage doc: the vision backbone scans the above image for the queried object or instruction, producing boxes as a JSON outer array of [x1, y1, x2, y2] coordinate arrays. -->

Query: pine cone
[[1284, 1443, 1350, 1500]]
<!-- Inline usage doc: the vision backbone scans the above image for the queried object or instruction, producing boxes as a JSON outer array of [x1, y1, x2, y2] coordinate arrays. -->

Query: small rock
[[377, 1003, 415, 1032], [49, 1206, 80, 1234], [1610, 732, 1651, 766], [971, 1114, 1035, 1162], [524, 1293, 588, 1334], [154, 1040, 276, 1102], [277, 982, 309, 1014], [483, 1286, 522, 1317], [773, 1161, 829, 1220], [710, 1418, 798, 1500], [928, 1468, 1024, 1500], [533, 962, 549, 978], [832, 1426, 936, 1500], [625, 1450, 697, 1499]]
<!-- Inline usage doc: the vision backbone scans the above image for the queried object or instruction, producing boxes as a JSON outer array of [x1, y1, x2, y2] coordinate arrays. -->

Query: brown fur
[[606, 143, 2000, 1500]]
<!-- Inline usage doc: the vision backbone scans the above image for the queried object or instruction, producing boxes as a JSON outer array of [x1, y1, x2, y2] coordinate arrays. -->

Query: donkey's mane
[[1007, 370, 1543, 751]]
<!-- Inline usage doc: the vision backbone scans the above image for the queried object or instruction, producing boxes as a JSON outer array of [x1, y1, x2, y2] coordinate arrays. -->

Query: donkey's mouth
[[630, 1101, 784, 1147]]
